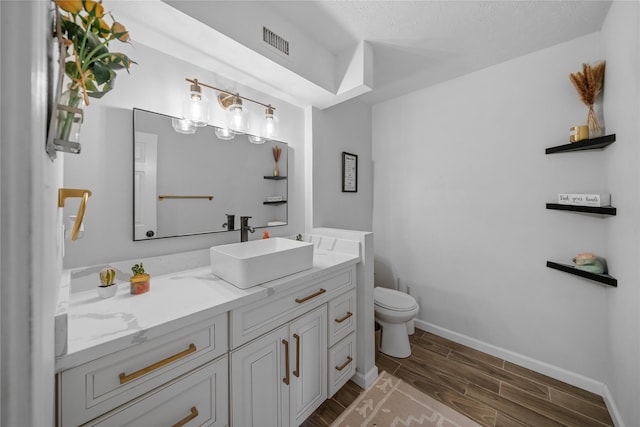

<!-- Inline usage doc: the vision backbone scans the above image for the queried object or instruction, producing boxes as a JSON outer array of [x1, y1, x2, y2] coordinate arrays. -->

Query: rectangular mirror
[[133, 108, 288, 240]]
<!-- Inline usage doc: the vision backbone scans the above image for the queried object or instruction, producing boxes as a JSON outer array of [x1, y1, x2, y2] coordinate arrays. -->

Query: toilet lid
[[374, 287, 417, 311]]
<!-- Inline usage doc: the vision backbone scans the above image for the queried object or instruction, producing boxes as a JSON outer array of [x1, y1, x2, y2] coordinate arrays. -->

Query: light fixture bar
[[185, 78, 276, 111]]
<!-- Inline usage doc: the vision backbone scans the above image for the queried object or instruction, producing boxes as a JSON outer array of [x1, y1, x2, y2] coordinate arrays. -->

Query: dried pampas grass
[[569, 61, 606, 136]]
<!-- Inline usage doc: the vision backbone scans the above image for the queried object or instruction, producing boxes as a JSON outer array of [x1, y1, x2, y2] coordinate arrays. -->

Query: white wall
[[601, 2, 640, 425], [63, 42, 306, 268], [373, 33, 613, 388], [312, 99, 373, 231]]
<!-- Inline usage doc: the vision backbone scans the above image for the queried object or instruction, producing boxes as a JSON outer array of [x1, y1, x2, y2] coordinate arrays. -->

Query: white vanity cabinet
[[57, 312, 228, 427], [230, 265, 356, 427]]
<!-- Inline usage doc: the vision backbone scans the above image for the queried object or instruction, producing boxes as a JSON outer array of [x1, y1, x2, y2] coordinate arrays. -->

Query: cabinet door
[[289, 305, 327, 426], [231, 325, 290, 427]]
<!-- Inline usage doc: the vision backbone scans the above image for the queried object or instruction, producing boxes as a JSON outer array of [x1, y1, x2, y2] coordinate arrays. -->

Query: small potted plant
[[130, 262, 150, 295], [97, 266, 117, 298]]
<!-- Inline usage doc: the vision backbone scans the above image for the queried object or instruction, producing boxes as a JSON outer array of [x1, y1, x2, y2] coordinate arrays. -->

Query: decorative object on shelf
[[569, 61, 606, 138], [130, 263, 150, 295], [569, 125, 589, 143], [342, 152, 358, 192], [572, 253, 606, 274], [177, 78, 279, 141], [272, 145, 282, 176], [557, 192, 611, 207], [48, 0, 135, 159], [97, 267, 117, 298]]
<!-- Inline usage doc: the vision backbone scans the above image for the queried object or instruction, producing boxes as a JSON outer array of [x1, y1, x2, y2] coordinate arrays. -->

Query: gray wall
[[312, 99, 373, 231]]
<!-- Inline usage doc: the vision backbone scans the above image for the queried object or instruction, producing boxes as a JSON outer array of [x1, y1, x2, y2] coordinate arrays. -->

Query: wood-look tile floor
[[303, 328, 614, 427]]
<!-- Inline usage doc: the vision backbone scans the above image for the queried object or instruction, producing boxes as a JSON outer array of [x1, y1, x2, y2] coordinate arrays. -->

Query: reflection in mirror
[[133, 108, 288, 241]]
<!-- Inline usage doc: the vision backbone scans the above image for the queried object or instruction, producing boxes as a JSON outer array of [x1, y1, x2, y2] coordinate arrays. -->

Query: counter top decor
[[130, 263, 150, 295], [96, 267, 117, 298]]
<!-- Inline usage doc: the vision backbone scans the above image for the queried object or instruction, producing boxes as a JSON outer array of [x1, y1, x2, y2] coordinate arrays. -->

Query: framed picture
[[342, 152, 358, 192]]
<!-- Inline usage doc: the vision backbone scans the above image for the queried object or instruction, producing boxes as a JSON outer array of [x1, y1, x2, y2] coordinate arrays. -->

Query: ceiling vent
[[263, 27, 289, 56]]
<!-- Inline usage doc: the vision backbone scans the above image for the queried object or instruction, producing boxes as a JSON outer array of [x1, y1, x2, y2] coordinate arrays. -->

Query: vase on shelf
[[586, 104, 603, 138], [272, 145, 281, 177]]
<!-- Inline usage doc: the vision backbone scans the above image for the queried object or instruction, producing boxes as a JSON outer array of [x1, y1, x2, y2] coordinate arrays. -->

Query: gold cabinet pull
[[119, 343, 197, 384], [295, 288, 326, 304], [282, 339, 290, 385], [172, 406, 198, 427], [293, 334, 301, 378], [335, 356, 353, 372], [335, 312, 353, 323]]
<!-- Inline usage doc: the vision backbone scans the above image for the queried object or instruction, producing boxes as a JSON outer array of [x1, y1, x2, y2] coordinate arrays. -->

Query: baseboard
[[352, 365, 379, 389], [415, 319, 605, 395], [602, 384, 626, 427]]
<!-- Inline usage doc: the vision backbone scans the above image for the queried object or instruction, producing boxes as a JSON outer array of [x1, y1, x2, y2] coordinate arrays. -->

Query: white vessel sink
[[210, 238, 314, 288]]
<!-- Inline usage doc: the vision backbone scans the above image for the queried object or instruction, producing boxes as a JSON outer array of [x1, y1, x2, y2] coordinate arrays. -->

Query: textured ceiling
[[266, 0, 613, 104]]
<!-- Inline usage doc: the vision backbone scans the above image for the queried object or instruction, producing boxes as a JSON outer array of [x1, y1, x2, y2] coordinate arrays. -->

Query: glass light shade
[[182, 90, 209, 127], [215, 127, 235, 140], [262, 111, 279, 139], [227, 103, 249, 134], [248, 135, 265, 144], [171, 118, 196, 134]]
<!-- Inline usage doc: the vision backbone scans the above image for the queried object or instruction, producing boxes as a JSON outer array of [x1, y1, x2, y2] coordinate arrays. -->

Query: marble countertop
[[55, 248, 359, 373]]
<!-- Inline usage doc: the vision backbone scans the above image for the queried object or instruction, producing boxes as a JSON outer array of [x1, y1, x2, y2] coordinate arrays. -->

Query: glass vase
[[55, 87, 84, 144]]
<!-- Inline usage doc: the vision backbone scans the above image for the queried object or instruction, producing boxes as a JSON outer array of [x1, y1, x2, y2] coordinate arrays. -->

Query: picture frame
[[342, 152, 358, 192]]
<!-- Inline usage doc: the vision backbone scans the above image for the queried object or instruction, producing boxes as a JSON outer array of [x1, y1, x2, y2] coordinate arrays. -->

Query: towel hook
[[58, 188, 92, 241]]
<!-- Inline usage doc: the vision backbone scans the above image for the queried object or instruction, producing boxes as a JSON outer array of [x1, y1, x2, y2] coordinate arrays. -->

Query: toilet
[[374, 287, 419, 358]]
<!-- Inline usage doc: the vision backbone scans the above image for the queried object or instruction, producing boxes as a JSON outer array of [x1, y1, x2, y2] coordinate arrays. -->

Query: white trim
[[415, 319, 605, 395], [602, 384, 626, 427], [352, 365, 379, 390]]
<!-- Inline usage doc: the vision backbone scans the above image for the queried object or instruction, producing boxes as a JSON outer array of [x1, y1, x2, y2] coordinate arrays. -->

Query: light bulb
[[227, 101, 249, 134], [182, 82, 209, 127], [171, 118, 196, 134], [262, 106, 279, 139]]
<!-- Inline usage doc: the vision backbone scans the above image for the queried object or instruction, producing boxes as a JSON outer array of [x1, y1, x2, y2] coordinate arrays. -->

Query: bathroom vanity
[[55, 238, 361, 427]]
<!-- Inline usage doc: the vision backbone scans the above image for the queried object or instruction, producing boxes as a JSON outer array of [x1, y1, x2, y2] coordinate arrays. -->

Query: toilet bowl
[[374, 287, 419, 358]]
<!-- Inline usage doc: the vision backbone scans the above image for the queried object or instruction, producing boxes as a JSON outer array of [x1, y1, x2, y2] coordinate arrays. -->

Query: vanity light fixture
[[262, 105, 279, 139], [181, 79, 209, 127], [247, 135, 265, 144], [215, 127, 235, 141], [172, 117, 196, 134], [179, 78, 279, 140]]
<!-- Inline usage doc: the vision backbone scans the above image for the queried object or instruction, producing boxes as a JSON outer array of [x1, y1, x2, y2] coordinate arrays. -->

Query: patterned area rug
[[330, 371, 482, 427]]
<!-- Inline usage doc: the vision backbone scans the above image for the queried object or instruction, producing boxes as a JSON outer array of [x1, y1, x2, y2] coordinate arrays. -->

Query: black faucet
[[240, 216, 255, 242], [223, 214, 235, 231]]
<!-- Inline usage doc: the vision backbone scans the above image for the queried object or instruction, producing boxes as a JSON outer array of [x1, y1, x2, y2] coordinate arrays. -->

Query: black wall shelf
[[264, 176, 287, 180], [546, 261, 617, 287], [545, 134, 616, 154], [263, 201, 287, 205], [546, 203, 617, 216]]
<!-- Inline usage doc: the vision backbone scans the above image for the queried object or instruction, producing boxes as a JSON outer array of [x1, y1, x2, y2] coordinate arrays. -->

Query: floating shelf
[[546, 203, 617, 216], [263, 201, 287, 205], [263, 176, 287, 180], [545, 134, 616, 154], [546, 261, 617, 287]]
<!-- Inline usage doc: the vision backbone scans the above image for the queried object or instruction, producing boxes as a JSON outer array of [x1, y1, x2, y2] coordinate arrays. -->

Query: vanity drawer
[[328, 332, 356, 397], [59, 313, 227, 427], [84, 355, 228, 427], [328, 289, 356, 347], [231, 266, 355, 348]]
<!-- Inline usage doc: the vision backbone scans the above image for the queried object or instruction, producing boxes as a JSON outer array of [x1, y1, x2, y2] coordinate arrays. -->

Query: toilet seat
[[374, 287, 417, 311]]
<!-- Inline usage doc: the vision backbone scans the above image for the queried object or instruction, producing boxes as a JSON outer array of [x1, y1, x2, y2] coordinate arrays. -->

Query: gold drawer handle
[[119, 343, 197, 384], [335, 311, 353, 323], [172, 406, 198, 427], [295, 288, 326, 304], [335, 356, 353, 372]]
